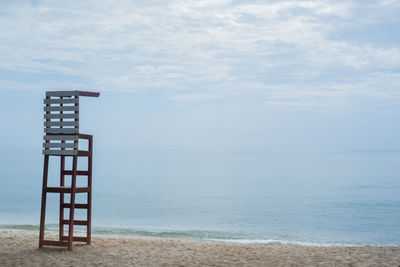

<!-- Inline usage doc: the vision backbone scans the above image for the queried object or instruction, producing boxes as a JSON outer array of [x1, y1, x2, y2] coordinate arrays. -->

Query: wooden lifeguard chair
[[39, 90, 100, 250]]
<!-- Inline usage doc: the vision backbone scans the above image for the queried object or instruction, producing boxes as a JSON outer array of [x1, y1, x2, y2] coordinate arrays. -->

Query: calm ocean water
[[1, 149, 400, 246]]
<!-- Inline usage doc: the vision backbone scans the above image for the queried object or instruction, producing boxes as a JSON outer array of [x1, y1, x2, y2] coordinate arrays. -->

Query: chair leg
[[59, 155, 65, 241], [87, 136, 93, 244], [68, 155, 78, 250], [39, 155, 49, 248]]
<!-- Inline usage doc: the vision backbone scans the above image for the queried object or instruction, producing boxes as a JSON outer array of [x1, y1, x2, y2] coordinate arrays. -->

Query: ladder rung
[[61, 236, 88, 242], [46, 187, 89, 193], [63, 170, 89, 176], [62, 203, 89, 209], [62, 220, 88, 226], [78, 150, 90, 157], [42, 240, 69, 247]]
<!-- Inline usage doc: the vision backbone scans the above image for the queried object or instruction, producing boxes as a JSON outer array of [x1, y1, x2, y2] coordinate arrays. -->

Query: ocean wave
[[0, 224, 363, 247], [204, 238, 355, 247]]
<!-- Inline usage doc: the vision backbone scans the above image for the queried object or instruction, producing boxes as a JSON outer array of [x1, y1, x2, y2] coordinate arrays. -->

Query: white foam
[[204, 238, 357, 247]]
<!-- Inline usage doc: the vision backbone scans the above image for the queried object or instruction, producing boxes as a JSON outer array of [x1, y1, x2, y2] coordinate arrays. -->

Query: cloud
[[0, 0, 399, 109], [376, 0, 400, 8]]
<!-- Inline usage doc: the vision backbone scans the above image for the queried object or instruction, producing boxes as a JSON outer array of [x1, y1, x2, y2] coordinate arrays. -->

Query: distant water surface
[[1, 149, 399, 246]]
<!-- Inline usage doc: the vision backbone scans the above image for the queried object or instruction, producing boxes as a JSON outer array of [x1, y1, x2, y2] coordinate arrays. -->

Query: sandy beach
[[0, 230, 399, 266]]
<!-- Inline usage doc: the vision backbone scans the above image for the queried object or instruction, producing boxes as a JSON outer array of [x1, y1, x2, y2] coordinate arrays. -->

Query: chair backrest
[[43, 90, 99, 155]]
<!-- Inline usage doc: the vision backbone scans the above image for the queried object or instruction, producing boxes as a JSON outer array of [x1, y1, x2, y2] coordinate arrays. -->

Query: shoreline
[[1, 225, 398, 247], [1, 229, 400, 266], [0, 225, 379, 247]]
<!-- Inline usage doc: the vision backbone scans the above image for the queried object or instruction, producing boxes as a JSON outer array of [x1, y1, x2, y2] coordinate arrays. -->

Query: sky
[[0, 0, 399, 151]]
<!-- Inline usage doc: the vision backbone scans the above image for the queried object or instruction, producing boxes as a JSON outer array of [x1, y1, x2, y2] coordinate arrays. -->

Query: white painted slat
[[44, 121, 78, 127], [44, 113, 78, 119], [43, 150, 78, 155], [44, 98, 78, 104], [44, 106, 78, 112], [43, 143, 76, 149], [45, 128, 78, 134], [44, 135, 78, 141], [46, 91, 79, 97]]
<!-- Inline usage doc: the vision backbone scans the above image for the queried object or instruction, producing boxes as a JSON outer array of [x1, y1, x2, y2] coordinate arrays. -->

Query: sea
[[1, 149, 400, 246]]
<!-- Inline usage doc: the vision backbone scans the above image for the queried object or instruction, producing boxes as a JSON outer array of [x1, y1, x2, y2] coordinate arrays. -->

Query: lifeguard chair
[[39, 90, 99, 250]]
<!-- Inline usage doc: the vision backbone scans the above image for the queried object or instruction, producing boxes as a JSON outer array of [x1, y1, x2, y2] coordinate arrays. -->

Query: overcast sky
[[0, 0, 399, 151]]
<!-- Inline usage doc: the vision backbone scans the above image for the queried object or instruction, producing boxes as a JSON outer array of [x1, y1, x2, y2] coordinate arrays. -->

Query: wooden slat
[[44, 121, 78, 127], [61, 236, 88, 242], [62, 220, 88, 226], [46, 186, 89, 193], [46, 91, 79, 97], [44, 113, 78, 119], [44, 98, 78, 104], [43, 150, 78, 156], [44, 135, 78, 141], [46, 187, 71, 193], [78, 134, 92, 140], [62, 203, 89, 209], [77, 151, 90, 157], [63, 170, 89, 176], [78, 91, 100, 97], [46, 90, 99, 97], [42, 150, 90, 156], [43, 143, 76, 149], [44, 106, 79, 112], [42, 240, 69, 247], [45, 128, 78, 134]]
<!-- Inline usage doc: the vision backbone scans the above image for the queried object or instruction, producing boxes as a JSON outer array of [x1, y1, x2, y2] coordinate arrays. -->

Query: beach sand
[[1, 229, 399, 266]]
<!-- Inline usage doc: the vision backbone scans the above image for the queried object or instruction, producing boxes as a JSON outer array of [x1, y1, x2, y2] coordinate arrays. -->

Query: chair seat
[[43, 134, 92, 156]]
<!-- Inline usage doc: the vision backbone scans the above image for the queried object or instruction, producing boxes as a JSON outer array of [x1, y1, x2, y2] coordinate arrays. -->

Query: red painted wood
[[62, 203, 88, 209], [62, 220, 88, 226], [42, 240, 69, 247], [46, 187, 89, 193], [39, 155, 49, 248], [87, 135, 93, 244], [68, 155, 78, 250], [78, 91, 100, 97], [61, 236, 88, 242], [63, 170, 89, 176], [40, 91, 97, 250], [60, 155, 65, 241]]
